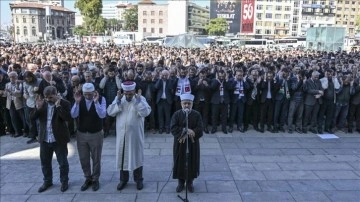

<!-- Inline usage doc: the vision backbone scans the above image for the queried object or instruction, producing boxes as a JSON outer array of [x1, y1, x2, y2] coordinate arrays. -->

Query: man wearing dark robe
[[170, 94, 203, 193]]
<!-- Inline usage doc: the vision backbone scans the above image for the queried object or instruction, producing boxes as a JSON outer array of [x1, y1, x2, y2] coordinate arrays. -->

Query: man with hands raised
[[71, 83, 106, 191], [107, 81, 151, 191]]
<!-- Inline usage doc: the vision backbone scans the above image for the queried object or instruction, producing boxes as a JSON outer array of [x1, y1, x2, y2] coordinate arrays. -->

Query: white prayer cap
[[121, 81, 136, 92], [88, 64, 96, 71], [180, 94, 194, 102], [82, 83, 95, 93]]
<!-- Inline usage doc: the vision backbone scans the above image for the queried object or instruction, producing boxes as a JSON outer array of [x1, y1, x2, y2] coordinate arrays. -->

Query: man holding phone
[[71, 83, 107, 191]]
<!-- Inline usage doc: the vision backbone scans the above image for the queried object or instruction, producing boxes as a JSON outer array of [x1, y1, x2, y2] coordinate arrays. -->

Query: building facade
[[13, 0, 64, 6], [137, 0, 168, 37], [101, 3, 118, 19], [335, 0, 360, 37], [187, 2, 209, 35], [10, 2, 75, 43]]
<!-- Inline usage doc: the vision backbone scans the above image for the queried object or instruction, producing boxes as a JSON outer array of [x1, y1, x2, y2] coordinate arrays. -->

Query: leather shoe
[[259, 128, 264, 133], [228, 127, 233, 133], [136, 181, 143, 190], [38, 182, 53, 193], [348, 128, 353, 133], [159, 129, 163, 134], [61, 182, 69, 192], [187, 183, 194, 193], [310, 128, 318, 134], [92, 180, 99, 191], [222, 129, 228, 134], [81, 179, 92, 191], [166, 128, 170, 134], [176, 183, 184, 192], [203, 128, 209, 134], [295, 128, 302, 134], [211, 128, 216, 134], [117, 181, 127, 190], [27, 138, 37, 144]]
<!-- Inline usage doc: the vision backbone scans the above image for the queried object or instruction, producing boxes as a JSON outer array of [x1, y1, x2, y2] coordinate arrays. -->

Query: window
[[23, 16, 26, 23], [159, 11, 163, 16], [31, 16, 35, 23], [159, 19, 163, 24], [16, 17, 19, 23], [351, 8, 356, 12], [32, 26, 36, 36], [266, 5, 273, 10], [256, 21, 262, 26], [275, 6, 281, 11], [151, 11, 155, 16], [151, 28, 154, 33], [256, 29, 262, 34], [275, 14, 281, 19], [266, 13, 272, 18], [16, 26, 20, 35], [143, 11, 147, 15], [23, 26, 28, 36], [143, 19, 147, 23], [257, 13, 263, 20], [159, 28, 163, 33], [285, 6, 291, 11], [257, 5, 263, 10], [265, 29, 272, 34], [284, 14, 291, 19], [143, 28, 146, 32], [151, 19, 155, 24]]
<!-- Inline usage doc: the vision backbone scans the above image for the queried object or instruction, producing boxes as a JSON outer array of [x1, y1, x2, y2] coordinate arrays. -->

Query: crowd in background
[[0, 43, 360, 144]]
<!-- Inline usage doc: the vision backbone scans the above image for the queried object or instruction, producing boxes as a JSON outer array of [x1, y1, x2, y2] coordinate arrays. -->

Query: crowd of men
[[1, 43, 360, 143]]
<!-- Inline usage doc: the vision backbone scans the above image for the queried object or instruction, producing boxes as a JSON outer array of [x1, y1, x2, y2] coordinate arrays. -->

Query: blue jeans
[[40, 141, 69, 184]]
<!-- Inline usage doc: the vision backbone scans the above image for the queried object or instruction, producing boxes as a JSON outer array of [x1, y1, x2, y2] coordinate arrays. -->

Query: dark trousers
[[211, 103, 228, 130], [193, 101, 210, 128], [303, 102, 320, 130], [40, 141, 69, 184], [333, 103, 349, 129], [229, 100, 245, 128], [77, 130, 103, 181], [104, 115, 115, 133], [157, 99, 171, 130], [318, 99, 335, 131], [348, 103, 360, 130], [274, 99, 290, 128], [9, 102, 28, 135], [260, 99, 274, 128], [244, 102, 260, 129], [145, 99, 156, 130], [24, 106, 38, 138], [5, 108, 15, 134], [287, 100, 304, 130], [0, 101, 7, 135], [120, 166, 143, 182]]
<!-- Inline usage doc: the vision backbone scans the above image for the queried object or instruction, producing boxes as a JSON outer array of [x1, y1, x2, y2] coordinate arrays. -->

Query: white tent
[[164, 33, 206, 48]]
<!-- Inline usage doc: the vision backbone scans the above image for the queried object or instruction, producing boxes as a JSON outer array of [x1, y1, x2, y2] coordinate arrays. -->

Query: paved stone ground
[[1, 130, 360, 202]]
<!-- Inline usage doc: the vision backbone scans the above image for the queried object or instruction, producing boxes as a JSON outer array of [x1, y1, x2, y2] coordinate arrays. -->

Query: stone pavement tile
[[202, 155, 227, 163], [263, 171, 319, 180], [272, 137, 301, 143], [145, 137, 166, 142], [142, 171, 172, 182], [228, 163, 254, 171], [287, 180, 335, 191], [277, 162, 354, 170], [143, 149, 160, 155], [118, 182, 157, 193], [202, 137, 218, 143], [296, 155, 331, 162], [0, 195, 30, 202], [252, 163, 281, 171], [203, 162, 230, 172], [307, 149, 328, 155], [236, 143, 262, 149], [325, 155, 360, 162], [339, 138, 360, 142], [200, 148, 223, 155], [323, 148, 360, 155], [349, 162, 360, 170], [218, 137, 242, 143], [158, 193, 243, 202], [298, 142, 339, 149], [223, 148, 250, 155], [327, 180, 360, 190], [280, 149, 312, 155], [159, 149, 172, 155], [323, 190, 360, 201], [149, 142, 173, 149], [201, 143, 221, 149], [73, 193, 135, 201], [135, 193, 160, 202], [297, 137, 322, 143], [290, 191, 331, 202], [257, 180, 293, 192], [206, 180, 238, 193], [0, 182, 34, 194], [240, 137, 277, 143], [314, 171, 360, 179], [219, 142, 238, 149], [27, 194, 76, 202], [235, 181, 261, 192], [1, 172, 43, 183], [225, 155, 246, 163], [260, 143, 301, 149], [231, 170, 266, 180], [198, 172, 234, 181], [241, 192, 295, 202], [244, 155, 301, 163], [248, 148, 283, 155]]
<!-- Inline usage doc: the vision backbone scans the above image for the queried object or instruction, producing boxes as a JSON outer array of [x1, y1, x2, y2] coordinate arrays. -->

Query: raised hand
[[74, 91, 82, 104], [35, 95, 45, 109], [117, 90, 123, 101], [135, 89, 142, 101], [93, 91, 99, 103], [55, 95, 61, 107]]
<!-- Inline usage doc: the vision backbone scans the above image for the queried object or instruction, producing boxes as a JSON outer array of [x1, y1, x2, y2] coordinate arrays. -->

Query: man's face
[[44, 94, 57, 105], [181, 100, 193, 111], [108, 71, 115, 77], [124, 90, 135, 102], [9, 74, 17, 83], [180, 69, 187, 78], [236, 72, 243, 80], [83, 91, 94, 101], [312, 74, 319, 80], [85, 74, 92, 82], [218, 73, 225, 81], [282, 71, 289, 79], [325, 71, 333, 79]]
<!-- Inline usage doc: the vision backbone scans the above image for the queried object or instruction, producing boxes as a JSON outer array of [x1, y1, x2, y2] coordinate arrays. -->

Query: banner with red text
[[241, 0, 255, 33]]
